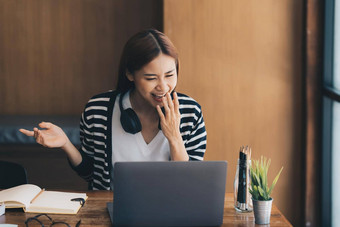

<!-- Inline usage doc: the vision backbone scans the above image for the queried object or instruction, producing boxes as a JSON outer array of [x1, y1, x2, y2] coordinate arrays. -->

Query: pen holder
[[234, 159, 253, 212], [0, 202, 5, 216]]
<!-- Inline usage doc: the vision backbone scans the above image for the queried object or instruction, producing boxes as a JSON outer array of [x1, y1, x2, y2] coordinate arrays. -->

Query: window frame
[[322, 0, 340, 226]]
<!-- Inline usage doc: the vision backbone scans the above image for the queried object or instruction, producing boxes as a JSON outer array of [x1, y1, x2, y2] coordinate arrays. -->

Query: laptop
[[107, 161, 227, 226]]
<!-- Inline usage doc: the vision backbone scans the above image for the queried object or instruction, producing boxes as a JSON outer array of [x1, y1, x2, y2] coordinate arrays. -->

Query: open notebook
[[0, 184, 87, 214]]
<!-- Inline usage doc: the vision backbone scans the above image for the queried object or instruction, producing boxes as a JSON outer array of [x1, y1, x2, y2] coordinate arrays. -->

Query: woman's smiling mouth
[[152, 93, 165, 102]]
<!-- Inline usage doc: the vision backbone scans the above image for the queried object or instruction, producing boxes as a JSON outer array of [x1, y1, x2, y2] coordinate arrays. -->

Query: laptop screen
[[108, 161, 227, 226]]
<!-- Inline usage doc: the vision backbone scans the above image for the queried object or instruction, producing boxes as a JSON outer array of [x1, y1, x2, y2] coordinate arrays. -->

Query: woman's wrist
[[169, 136, 189, 161], [61, 139, 82, 166], [61, 138, 72, 152]]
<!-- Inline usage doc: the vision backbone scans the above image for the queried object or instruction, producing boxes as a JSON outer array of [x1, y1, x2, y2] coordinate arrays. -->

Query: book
[[0, 184, 87, 214]]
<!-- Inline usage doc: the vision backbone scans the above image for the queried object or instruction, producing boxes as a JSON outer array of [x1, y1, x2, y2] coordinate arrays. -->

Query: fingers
[[19, 129, 34, 137], [36, 130, 45, 145], [39, 122, 53, 129], [20, 127, 43, 144], [156, 105, 165, 120], [162, 92, 177, 114], [165, 92, 180, 112], [157, 92, 181, 140], [162, 93, 170, 113], [172, 92, 180, 114], [19, 123, 52, 147], [19, 127, 43, 144], [19, 122, 50, 136], [33, 127, 39, 139], [33, 127, 45, 145], [166, 92, 174, 110]]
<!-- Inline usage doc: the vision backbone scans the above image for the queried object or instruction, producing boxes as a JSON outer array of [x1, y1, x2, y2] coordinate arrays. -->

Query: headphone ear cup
[[120, 108, 142, 134]]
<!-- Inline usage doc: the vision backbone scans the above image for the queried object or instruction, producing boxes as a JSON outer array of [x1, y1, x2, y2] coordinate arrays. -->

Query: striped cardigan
[[71, 90, 207, 190]]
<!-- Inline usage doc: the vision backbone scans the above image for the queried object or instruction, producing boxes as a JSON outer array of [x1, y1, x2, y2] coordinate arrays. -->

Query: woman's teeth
[[153, 94, 165, 98]]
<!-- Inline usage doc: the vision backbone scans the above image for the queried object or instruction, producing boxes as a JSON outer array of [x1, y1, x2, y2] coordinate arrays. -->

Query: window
[[322, 0, 340, 226]]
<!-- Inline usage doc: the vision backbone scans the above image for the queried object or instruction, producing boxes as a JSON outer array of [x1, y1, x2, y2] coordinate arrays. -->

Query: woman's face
[[127, 54, 177, 108]]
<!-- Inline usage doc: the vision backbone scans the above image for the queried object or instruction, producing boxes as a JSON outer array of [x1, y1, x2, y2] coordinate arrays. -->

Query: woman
[[20, 29, 207, 190]]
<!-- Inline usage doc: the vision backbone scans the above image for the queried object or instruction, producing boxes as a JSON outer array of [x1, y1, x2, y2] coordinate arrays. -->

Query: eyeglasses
[[25, 214, 81, 227]]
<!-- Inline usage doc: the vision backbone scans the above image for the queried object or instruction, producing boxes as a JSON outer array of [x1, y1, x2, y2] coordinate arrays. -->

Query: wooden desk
[[0, 192, 292, 227]]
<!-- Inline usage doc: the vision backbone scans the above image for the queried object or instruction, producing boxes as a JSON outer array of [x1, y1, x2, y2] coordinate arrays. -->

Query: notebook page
[[0, 184, 41, 208], [27, 191, 87, 214]]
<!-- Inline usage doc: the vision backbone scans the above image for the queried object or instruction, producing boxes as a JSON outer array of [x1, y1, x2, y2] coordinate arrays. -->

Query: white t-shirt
[[110, 91, 170, 189]]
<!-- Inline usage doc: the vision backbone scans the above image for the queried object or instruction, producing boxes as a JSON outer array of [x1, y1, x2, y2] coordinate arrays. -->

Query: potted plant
[[249, 156, 283, 225]]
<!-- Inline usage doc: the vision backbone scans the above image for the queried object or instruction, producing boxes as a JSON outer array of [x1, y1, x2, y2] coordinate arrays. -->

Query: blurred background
[[0, 0, 335, 226]]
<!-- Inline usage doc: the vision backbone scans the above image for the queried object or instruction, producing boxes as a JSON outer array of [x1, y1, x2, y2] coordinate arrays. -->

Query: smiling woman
[[19, 29, 207, 190], [126, 54, 178, 109]]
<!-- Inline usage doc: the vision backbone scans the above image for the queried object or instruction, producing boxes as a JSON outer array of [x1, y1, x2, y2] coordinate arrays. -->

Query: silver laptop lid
[[110, 161, 227, 226]]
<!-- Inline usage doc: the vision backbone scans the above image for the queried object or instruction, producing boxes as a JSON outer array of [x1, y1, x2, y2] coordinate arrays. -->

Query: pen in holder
[[234, 146, 253, 212]]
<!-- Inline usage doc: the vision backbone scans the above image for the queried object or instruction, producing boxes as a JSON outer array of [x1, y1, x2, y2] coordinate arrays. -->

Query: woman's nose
[[156, 79, 167, 91]]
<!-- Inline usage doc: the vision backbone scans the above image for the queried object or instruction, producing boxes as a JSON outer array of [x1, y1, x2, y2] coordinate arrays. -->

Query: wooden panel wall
[[0, 0, 162, 115], [0, 0, 162, 191], [164, 0, 304, 225]]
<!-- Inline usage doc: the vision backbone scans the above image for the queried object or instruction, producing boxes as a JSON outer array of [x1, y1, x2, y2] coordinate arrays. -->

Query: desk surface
[[0, 192, 292, 227]]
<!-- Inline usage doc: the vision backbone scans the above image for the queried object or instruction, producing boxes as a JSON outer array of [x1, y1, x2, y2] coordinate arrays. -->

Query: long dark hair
[[116, 29, 179, 92]]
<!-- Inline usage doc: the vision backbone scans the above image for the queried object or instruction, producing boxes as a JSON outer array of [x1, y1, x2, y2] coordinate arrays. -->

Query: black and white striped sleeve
[[69, 97, 98, 182], [178, 94, 207, 161]]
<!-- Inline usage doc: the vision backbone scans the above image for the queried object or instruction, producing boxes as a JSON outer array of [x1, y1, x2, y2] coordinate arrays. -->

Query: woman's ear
[[126, 71, 134, 82]]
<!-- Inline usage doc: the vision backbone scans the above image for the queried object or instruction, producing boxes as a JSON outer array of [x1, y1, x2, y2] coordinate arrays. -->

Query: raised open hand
[[19, 122, 69, 148]]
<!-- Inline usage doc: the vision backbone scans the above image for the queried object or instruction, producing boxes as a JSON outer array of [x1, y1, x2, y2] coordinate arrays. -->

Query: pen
[[30, 188, 45, 204]]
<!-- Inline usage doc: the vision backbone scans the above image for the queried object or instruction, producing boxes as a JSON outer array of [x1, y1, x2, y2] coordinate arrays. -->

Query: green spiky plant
[[249, 156, 283, 201]]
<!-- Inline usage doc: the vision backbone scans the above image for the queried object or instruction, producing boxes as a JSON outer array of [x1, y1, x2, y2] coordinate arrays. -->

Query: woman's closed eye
[[145, 77, 157, 81], [145, 75, 173, 81]]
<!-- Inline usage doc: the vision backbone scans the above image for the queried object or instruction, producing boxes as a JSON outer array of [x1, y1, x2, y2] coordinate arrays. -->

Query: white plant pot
[[252, 198, 273, 225]]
